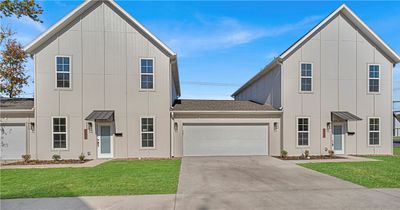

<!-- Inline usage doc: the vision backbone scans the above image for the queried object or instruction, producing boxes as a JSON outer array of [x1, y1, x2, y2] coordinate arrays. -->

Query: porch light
[[30, 122, 35, 132], [274, 122, 279, 131], [174, 122, 178, 131], [87, 122, 93, 133]]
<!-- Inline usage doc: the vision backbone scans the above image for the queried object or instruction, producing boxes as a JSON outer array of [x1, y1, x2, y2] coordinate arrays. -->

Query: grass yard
[[301, 149, 400, 188], [0, 159, 181, 199]]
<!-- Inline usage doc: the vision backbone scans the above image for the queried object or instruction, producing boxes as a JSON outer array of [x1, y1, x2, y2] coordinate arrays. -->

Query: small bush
[[79, 153, 85, 162], [21, 154, 31, 162], [304, 150, 310, 158], [328, 150, 335, 158], [52, 154, 61, 161], [281, 150, 288, 158], [300, 153, 305, 159]]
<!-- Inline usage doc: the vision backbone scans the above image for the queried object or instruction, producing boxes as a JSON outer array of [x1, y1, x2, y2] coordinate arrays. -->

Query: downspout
[[277, 59, 284, 153]]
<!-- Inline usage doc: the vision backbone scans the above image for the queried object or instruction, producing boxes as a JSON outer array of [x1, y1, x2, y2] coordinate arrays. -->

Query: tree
[[0, 39, 29, 98], [0, 0, 43, 43]]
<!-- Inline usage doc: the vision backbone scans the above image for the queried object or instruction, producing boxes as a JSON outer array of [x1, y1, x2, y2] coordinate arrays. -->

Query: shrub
[[52, 154, 61, 161], [304, 150, 310, 158], [300, 153, 305, 159], [21, 154, 31, 162], [79, 153, 85, 162], [281, 150, 288, 158], [328, 150, 335, 158]]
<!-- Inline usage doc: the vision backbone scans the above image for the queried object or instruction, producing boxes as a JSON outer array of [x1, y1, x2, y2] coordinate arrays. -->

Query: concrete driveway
[[175, 156, 400, 210]]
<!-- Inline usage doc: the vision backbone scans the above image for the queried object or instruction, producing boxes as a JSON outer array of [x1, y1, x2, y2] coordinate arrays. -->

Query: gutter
[[171, 110, 283, 114]]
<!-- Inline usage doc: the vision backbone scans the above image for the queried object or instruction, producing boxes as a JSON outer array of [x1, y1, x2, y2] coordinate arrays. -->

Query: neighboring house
[[232, 5, 400, 155], [0, 98, 34, 160], [24, 0, 180, 160], [394, 112, 400, 137]]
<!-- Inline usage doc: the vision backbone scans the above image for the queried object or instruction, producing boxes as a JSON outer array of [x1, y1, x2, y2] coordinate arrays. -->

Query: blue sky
[[3, 0, 400, 110]]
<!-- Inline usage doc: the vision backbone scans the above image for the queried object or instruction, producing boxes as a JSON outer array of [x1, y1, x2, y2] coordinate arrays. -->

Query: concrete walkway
[[0, 159, 110, 169], [2, 156, 400, 210], [288, 155, 379, 164]]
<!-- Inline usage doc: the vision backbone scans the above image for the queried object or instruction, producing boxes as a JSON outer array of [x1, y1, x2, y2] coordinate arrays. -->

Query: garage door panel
[[183, 124, 268, 156], [0, 124, 26, 160]]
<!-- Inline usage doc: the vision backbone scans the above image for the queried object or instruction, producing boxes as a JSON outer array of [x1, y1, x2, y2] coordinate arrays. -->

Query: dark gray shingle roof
[[0, 98, 34, 110], [172, 100, 278, 111]]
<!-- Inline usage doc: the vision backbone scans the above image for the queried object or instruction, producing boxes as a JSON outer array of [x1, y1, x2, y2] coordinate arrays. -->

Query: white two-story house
[[24, 0, 180, 160], [232, 4, 400, 156]]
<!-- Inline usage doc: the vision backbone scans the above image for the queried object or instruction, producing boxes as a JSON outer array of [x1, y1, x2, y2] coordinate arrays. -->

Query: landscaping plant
[[281, 150, 288, 159], [52, 154, 61, 161], [304, 150, 310, 158], [79, 153, 85, 162], [328, 150, 335, 158], [21, 154, 31, 162]]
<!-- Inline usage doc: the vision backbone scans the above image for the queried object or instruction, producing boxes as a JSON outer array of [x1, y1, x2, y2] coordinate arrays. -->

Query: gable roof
[[24, 0, 180, 96], [232, 4, 400, 97]]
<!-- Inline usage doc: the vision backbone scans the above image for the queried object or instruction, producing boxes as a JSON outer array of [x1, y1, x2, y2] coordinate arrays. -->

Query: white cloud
[[157, 15, 323, 57]]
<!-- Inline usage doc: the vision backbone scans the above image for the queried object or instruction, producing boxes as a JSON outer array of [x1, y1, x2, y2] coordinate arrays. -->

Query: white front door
[[97, 125, 113, 159], [332, 124, 345, 155]]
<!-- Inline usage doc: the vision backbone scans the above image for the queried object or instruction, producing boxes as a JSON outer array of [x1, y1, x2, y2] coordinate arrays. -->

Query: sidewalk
[[0, 159, 110, 169]]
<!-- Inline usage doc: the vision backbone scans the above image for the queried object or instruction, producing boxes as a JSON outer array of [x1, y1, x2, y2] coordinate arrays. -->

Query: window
[[297, 117, 310, 146], [141, 117, 154, 148], [52, 117, 67, 149], [140, 58, 154, 90], [368, 117, 380, 145], [368, 64, 380, 93], [300, 63, 313, 92], [56, 56, 71, 88]]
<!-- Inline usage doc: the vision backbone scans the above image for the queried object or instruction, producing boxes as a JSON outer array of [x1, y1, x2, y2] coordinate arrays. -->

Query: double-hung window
[[297, 117, 310, 147], [141, 117, 155, 148], [140, 58, 154, 90], [368, 117, 380, 146], [300, 63, 313, 92], [368, 64, 380, 93], [52, 117, 67, 149], [56, 56, 71, 88]]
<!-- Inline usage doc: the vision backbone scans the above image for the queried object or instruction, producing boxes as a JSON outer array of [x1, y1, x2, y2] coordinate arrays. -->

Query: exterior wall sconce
[[327, 122, 331, 130], [87, 122, 93, 133], [274, 122, 279, 131], [30, 122, 35, 132], [174, 122, 178, 131]]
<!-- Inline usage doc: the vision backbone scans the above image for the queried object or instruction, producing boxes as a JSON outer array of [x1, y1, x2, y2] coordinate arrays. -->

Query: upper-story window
[[368, 64, 380, 93], [140, 58, 154, 90], [300, 63, 313, 92], [56, 56, 71, 88]]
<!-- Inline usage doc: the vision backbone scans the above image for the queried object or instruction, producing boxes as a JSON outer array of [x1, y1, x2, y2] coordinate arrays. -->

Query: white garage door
[[183, 124, 268, 156], [0, 124, 26, 160]]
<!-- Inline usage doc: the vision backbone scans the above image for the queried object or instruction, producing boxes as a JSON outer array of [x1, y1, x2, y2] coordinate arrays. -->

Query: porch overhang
[[331, 111, 362, 122], [85, 110, 114, 122]]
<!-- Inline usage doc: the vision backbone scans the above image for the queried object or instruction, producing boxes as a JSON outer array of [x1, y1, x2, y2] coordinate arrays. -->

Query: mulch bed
[[1, 159, 92, 166], [274, 155, 346, 160]]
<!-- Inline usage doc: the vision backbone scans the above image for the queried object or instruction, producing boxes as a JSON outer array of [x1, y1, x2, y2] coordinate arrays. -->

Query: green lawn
[[301, 149, 400, 188], [0, 159, 181, 199]]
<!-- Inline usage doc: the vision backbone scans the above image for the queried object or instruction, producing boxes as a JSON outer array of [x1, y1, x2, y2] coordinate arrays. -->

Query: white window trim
[[139, 58, 155, 91], [51, 116, 68, 150], [367, 64, 380, 94], [296, 117, 310, 147], [140, 116, 156, 149], [299, 62, 313, 93], [55, 55, 72, 89], [367, 117, 381, 146]]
